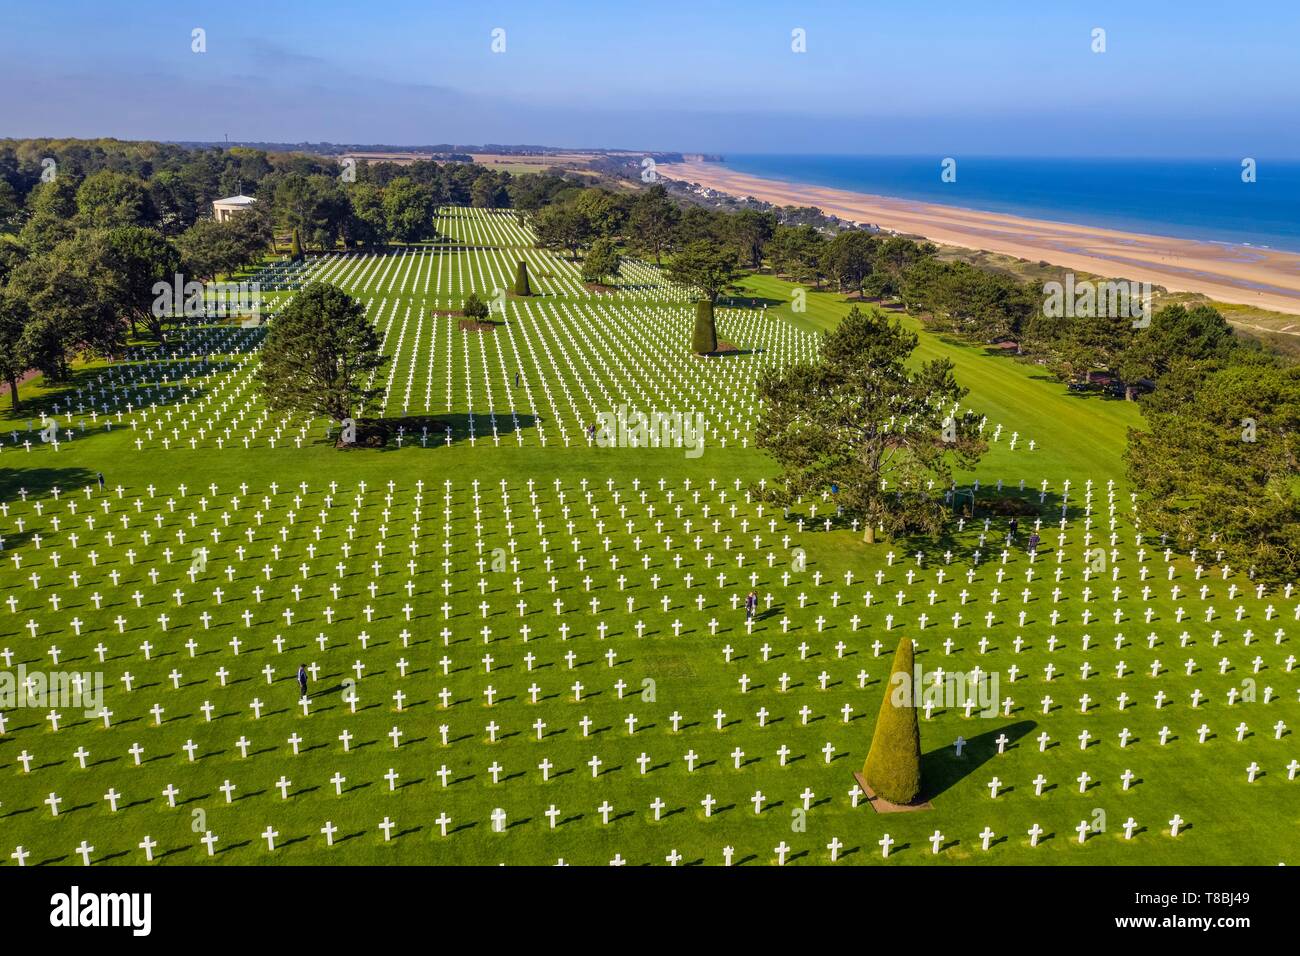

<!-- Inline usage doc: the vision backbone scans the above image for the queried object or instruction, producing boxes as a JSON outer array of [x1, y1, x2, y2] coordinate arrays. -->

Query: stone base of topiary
[[691, 340, 740, 358], [854, 772, 933, 814]]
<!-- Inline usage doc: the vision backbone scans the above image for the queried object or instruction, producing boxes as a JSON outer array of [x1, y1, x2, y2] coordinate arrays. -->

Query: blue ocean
[[717, 154, 1300, 253]]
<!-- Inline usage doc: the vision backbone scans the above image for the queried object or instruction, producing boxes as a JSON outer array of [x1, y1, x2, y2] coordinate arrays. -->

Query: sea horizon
[[712, 153, 1300, 254]]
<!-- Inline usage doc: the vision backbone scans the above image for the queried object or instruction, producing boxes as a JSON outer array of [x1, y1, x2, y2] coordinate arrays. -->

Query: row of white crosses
[[25, 215, 1039, 460], [5, 807, 1203, 866], [0, 472, 825, 854], [436, 206, 537, 249], [0, 471, 874, 864], [1, 325, 264, 455], [5, 473, 1289, 868], [298, 209, 650, 305], [430, 205, 695, 302], [244, 252, 331, 291], [114, 286, 814, 454]]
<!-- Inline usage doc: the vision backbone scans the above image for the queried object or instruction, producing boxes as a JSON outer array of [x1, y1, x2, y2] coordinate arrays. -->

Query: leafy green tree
[[674, 205, 727, 245], [756, 307, 984, 543], [462, 292, 491, 320], [821, 230, 875, 293], [1024, 306, 1133, 381], [274, 174, 349, 250], [19, 178, 79, 255], [902, 260, 1034, 342], [572, 189, 626, 239], [28, 175, 79, 220], [876, 235, 933, 282], [231, 194, 275, 256], [0, 285, 30, 409], [863, 638, 922, 804], [257, 282, 388, 431], [667, 240, 742, 305], [581, 238, 621, 285], [1117, 303, 1238, 388], [627, 184, 679, 265], [9, 247, 116, 380], [0, 179, 20, 224], [0, 239, 25, 285], [76, 170, 154, 229], [345, 182, 390, 248], [148, 169, 201, 234], [178, 218, 246, 281], [533, 204, 590, 259], [470, 172, 511, 209], [728, 209, 777, 270], [1127, 359, 1299, 582], [771, 224, 827, 286], [89, 226, 182, 342]]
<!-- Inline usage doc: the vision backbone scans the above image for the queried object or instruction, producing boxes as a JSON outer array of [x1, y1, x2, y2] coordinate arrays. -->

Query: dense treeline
[[0, 138, 569, 404]]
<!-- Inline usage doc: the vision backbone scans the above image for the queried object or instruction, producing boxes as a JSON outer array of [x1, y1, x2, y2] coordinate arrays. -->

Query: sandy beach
[[659, 161, 1300, 316]]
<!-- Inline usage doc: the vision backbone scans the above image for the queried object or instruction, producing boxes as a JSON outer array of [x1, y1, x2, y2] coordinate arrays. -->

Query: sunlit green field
[[0, 210, 1294, 866]]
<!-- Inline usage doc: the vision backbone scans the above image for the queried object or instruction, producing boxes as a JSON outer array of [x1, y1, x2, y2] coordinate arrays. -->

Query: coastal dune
[[659, 161, 1300, 316]]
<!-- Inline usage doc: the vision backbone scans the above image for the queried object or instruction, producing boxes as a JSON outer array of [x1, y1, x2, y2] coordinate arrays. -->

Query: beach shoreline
[[658, 161, 1300, 316]]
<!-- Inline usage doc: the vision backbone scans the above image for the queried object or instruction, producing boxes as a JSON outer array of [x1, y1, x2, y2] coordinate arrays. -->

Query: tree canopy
[[581, 238, 621, 285], [667, 241, 743, 305], [1127, 358, 1299, 582], [257, 282, 389, 429], [756, 306, 985, 543]]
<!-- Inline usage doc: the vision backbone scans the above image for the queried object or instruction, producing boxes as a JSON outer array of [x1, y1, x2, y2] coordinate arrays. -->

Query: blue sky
[[3, 0, 1298, 156]]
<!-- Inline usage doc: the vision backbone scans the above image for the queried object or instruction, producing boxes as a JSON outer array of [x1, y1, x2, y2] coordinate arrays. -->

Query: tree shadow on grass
[[320, 411, 539, 452], [919, 719, 1036, 803], [0, 466, 100, 506]]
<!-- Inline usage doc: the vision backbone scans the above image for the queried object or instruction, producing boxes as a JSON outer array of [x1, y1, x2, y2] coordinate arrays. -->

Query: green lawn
[[0, 214, 1294, 866]]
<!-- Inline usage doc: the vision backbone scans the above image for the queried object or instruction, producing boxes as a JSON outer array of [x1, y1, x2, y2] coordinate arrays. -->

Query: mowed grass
[[0, 222, 1294, 867], [734, 273, 1145, 483]]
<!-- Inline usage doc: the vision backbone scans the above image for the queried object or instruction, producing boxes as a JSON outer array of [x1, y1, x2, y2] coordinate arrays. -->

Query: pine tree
[[256, 282, 388, 435]]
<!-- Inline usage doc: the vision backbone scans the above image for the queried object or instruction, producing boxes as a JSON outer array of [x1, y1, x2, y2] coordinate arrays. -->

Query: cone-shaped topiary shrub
[[514, 260, 532, 296], [692, 299, 717, 355], [863, 637, 922, 804]]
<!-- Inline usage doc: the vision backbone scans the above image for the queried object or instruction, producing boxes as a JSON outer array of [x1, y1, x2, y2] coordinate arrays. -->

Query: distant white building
[[212, 194, 257, 223]]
